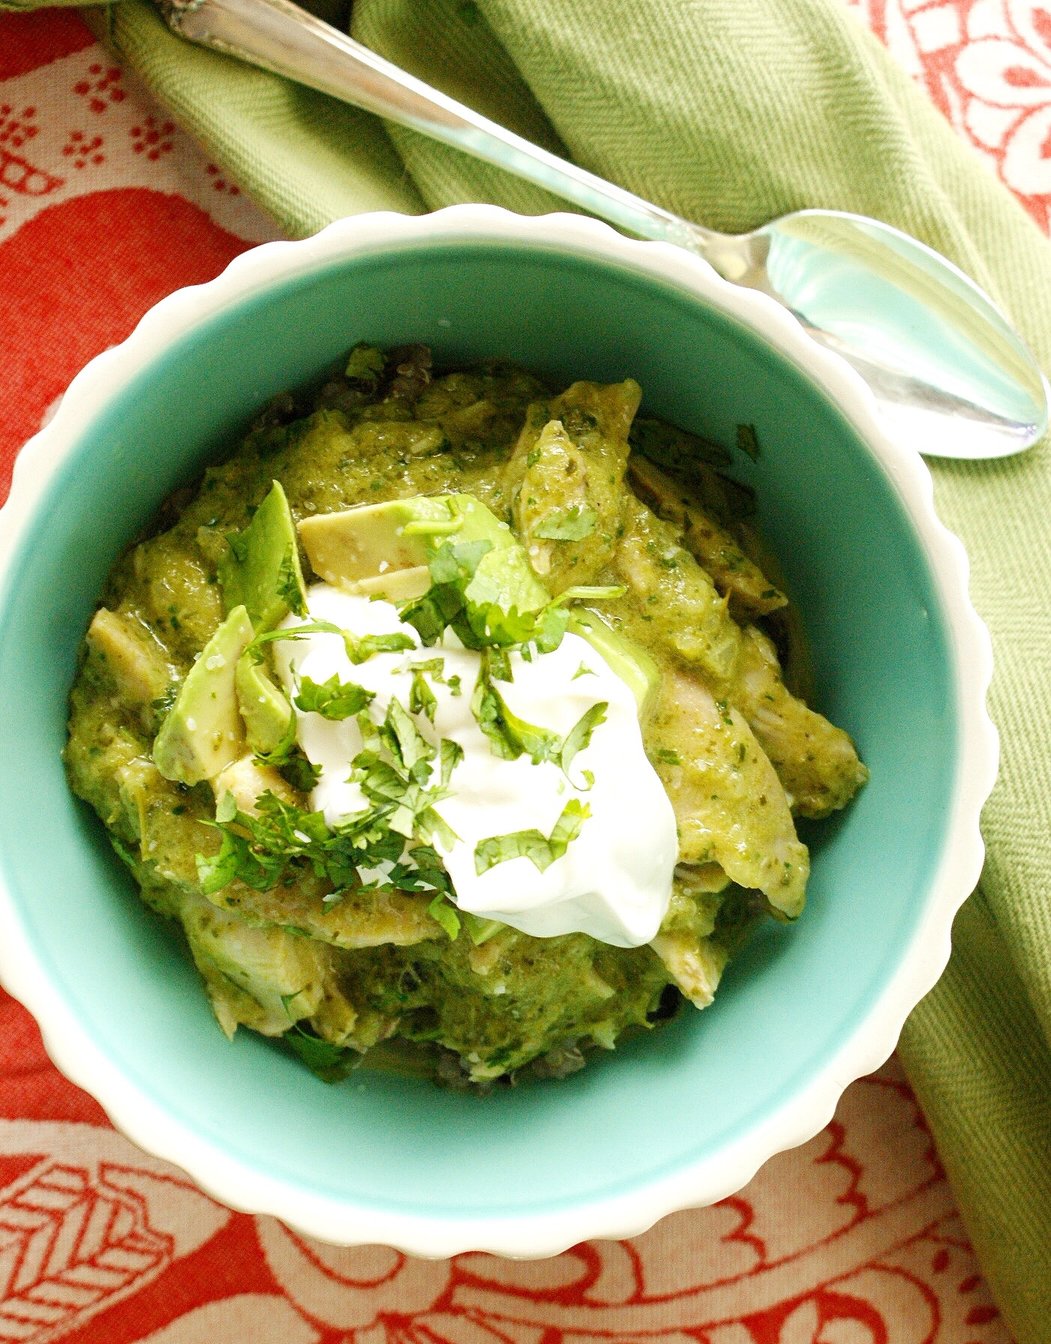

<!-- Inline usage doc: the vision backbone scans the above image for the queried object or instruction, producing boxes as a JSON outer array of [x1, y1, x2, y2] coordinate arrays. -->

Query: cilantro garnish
[[197, 788, 400, 896], [404, 656, 461, 708], [471, 652, 608, 781], [737, 422, 761, 461], [248, 620, 413, 668], [427, 892, 461, 941], [277, 550, 309, 618], [534, 505, 598, 541], [474, 799, 590, 876], [196, 683, 464, 898], [440, 738, 464, 786], [409, 667, 438, 722], [387, 843, 454, 895], [399, 539, 493, 646], [193, 514, 622, 913], [559, 701, 608, 782], [295, 674, 375, 720], [344, 342, 385, 391], [286, 1027, 358, 1083], [382, 698, 436, 784], [471, 653, 562, 764], [400, 539, 571, 656], [345, 629, 416, 664]]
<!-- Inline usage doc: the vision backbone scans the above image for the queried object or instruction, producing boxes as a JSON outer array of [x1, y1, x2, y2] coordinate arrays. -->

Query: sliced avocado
[[569, 610, 660, 715], [235, 653, 296, 757], [85, 607, 171, 707], [298, 492, 516, 589], [464, 536, 549, 616], [342, 566, 432, 603], [299, 491, 550, 616], [153, 606, 254, 785], [218, 480, 307, 629]]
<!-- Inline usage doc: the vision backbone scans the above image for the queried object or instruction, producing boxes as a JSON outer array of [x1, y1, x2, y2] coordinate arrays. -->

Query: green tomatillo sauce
[[65, 343, 866, 1088]]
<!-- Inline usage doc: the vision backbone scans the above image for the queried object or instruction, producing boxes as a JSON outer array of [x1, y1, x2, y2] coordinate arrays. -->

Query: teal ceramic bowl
[[0, 208, 996, 1257]]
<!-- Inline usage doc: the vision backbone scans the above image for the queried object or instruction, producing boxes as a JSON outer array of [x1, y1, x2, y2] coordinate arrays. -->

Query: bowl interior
[[0, 237, 954, 1228]]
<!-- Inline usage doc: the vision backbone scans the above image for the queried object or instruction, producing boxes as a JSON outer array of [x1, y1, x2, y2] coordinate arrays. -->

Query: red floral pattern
[[0, 5, 1039, 1339], [848, 0, 1051, 227]]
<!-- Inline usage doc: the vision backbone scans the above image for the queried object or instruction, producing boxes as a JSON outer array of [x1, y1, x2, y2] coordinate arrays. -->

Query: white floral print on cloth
[[0, 1064, 1009, 1344], [848, 0, 1051, 228], [0, 5, 1045, 1342], [0, 39, 279, 242]]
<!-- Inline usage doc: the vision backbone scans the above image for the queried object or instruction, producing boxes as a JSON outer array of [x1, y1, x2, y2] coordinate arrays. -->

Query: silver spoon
[[160, 0, 1048, 459]]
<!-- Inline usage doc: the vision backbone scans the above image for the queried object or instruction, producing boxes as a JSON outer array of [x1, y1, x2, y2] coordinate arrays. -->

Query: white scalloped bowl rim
[[0, 206, 998, 1259]]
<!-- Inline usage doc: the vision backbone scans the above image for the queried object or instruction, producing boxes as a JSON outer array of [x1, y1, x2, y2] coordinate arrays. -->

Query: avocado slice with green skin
[[218, 480, 307, 630], [153, 605, 254, 785], [350, 567, 432, 602], [297, 493, 652, 709], [569, 610, 660, 715], [300, 492, 550, 615], [298, 493, 516, 588], [235, 653, 296, 758]]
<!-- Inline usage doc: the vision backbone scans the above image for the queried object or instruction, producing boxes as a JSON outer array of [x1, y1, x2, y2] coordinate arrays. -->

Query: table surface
[[0, 3, 1044, 1340]]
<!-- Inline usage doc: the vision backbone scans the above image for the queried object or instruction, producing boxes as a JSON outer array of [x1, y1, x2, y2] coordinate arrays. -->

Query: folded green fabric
[[9, 0, 1051, 1334]]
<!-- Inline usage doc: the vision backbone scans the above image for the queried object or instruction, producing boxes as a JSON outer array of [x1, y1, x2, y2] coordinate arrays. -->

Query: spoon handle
[[161, 0, 707, 251]]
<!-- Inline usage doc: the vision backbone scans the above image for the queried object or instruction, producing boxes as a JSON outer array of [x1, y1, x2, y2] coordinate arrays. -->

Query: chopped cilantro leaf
[[215, 788, 238, 823], [737, 422, 761, 460], [383, 697, 436, 782], [344, 342, 385, 389], [409, 667, 438, 722], [196, 788, 405, 896], [471, 654, 562, 764], [295, 673, 375, 720], [388, 844, 452, 895], [474, 799, 590, 876], [278, 751, 323, 794], [287, 1028, 358, 1083], [427, 892, 461, 940], [559, 701, 608, 781], [399, 538, 571, 657], [344, 629, 415, 664], [248, 620, 413, 668], [534, 505, 598, 541], [196, 826, 254, 894], [440, 737, 464, 787], [109, 834, 139, 869], [416, 806, 458, 850], [277, 549, 309, 617]]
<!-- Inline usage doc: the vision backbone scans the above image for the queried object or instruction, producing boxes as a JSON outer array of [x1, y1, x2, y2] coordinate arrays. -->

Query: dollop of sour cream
[[272, 584, 677, 947]]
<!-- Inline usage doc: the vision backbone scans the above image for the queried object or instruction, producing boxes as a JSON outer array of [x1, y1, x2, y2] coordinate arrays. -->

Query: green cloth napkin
[[7, 0, 1051, 1334]]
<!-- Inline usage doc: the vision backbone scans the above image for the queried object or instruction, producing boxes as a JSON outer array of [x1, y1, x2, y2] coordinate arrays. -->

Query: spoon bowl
[[711, 208, 1049, 458], [0, 205, 998, 1255], [161, 0, 1049, 460]]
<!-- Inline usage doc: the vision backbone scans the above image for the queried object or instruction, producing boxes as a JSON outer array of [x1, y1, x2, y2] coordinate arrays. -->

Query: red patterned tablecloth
[[0, 5, 1044, 1340]]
